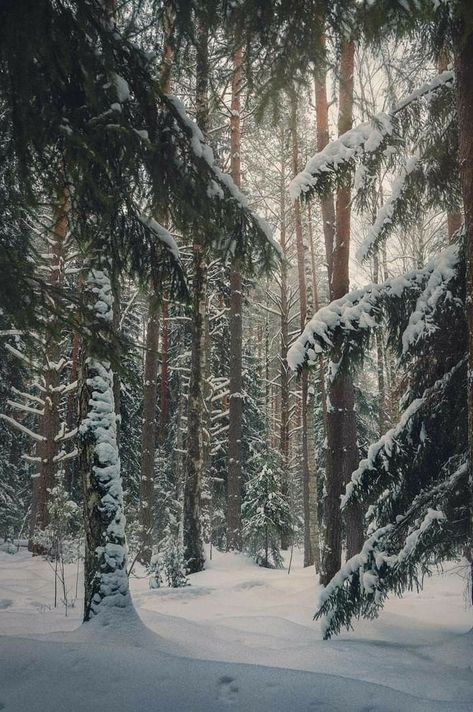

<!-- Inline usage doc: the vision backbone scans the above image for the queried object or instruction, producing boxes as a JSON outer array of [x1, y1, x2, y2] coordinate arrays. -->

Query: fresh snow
[[1, 546, 472, 711], [289, 69, 454, 203]]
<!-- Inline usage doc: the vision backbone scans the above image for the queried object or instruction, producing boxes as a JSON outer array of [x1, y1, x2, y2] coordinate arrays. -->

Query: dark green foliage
[[302, 239, 468, 638]]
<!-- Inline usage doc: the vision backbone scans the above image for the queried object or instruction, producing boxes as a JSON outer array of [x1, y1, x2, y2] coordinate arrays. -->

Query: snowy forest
[[1, 1, 473, 710]]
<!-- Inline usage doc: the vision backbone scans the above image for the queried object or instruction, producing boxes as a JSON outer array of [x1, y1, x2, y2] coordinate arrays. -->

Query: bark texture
[[226, 47, 244, 551], [291, 94, 313, 567], [29, 186, 69, 552], [320, 40, 363, 586], [279, 132, 291, 550], [139, 293, 160, 565], [454, 14, 473, 601], [183, 21, 209, 571]]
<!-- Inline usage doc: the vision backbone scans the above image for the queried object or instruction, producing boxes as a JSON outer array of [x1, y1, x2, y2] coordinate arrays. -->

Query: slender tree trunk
[[159, 299, 170, 436], [314, 31, 336, 291], [306, 204, 323, 571], [65, 330, 80, 494], [279, 132, 291, 550], [183, 21, 209, 571], [306, 374, 321, 571], [290, 93, 312, 567], [139, 293, 160, 565], [454, 14, 473, 602], [320, 40, 363, 586], [373, 252, 386, 435], [138, 5, 174, 564], [437, 51, 463, 242], [226, 47, 244, 551], [29, 186, 69, 552]]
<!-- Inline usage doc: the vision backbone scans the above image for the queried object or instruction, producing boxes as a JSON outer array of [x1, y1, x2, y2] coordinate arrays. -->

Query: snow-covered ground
[[1, 546, 472, 711]]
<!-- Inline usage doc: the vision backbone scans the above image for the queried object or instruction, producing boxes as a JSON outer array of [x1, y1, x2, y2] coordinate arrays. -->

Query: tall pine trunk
[[226, 47, 244, 551], [279, 129, 291, 550], [29, 185, 69, 552], [314, 31, 336, 290], [139, 6, 174, 565], [139, 293, 160, 565], [290, 93, 313, 567], [320, 40, 363, 586], [183, 21, 209, 572], [454, 13, 473, 602]]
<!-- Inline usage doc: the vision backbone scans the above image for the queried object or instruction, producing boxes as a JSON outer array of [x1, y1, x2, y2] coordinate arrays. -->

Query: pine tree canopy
[[0, 0, 280, 331]]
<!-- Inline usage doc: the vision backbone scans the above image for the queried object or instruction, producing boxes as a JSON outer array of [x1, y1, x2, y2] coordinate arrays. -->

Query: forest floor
[[1, 545, 473, 711]]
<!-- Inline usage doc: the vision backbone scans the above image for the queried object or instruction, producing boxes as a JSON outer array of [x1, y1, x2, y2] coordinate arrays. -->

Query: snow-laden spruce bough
[[287, 65, 468, 639]]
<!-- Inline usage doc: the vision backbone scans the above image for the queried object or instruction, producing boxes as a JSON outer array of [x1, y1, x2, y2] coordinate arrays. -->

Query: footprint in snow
[[0, 599, 12, 609], [217, 676, 239, 705]]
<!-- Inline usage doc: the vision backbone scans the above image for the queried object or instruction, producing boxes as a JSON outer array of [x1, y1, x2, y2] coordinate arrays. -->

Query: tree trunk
[[454, 13, 473, 601], [226, 47, 244, 551], [320, 40, 363, 586], [139, 292, 160, 566], [373, 252, 386, 435], [80, 267, 131, 621], [159, 299, 170, 437], [307, 374, 321, 571], [29, 185, 69, 552], [438, 48, 463, 242], [183, 20, 209, 572], [290, 93, 313, 567], [65, 329, 80, 494], [279, 130, 291, 550], [314, 31, 336, 291], [138, 3, 175, 564]]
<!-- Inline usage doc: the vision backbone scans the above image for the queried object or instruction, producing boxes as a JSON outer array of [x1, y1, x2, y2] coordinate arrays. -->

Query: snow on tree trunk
[[454, 13, 473, 602], [226, 46, 244, 552], [79, 267, 131, 621]]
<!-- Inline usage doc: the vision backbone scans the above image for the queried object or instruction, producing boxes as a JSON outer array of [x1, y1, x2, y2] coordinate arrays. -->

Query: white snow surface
[[1, 546, 472, 711]]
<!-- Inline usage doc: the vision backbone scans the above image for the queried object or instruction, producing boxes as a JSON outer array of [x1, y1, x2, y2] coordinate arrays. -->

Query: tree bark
[[290, 93, 313, 567], [314, 31, 336, 292], [139, 293, 160, 565], [183, 20, 209, 571], [226, 47, 244, 551], [320, 40, 363, 586], [29, 185, 69, 552], [454, 12, 473, 601], [279, 130, 291, 550], [159, 298, 170, 437]]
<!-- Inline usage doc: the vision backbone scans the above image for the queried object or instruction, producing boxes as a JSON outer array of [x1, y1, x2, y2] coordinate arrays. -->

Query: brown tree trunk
[[138, 5, 174, 565], [29, 186, 69, 552], [279, 130, 291, 550], [226, 47, 244, 551], [290, 93, 313, 567], [373, 252, 386, 435], [454, 13, 473, 601], [314, 31, 336, 292], [139, 293, 160, 565], [320, 40, 363, 586], [438, 49, 463, 241], [159, 299, 169, 436], [183, 20, 209, 571]]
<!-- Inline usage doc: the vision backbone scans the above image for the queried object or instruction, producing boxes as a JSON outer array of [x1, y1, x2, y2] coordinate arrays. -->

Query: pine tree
[[243, 460, 293, 569]]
